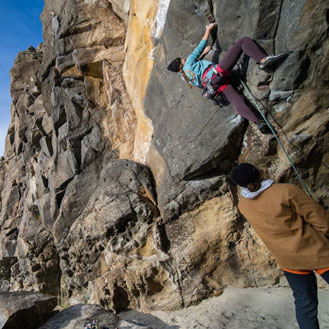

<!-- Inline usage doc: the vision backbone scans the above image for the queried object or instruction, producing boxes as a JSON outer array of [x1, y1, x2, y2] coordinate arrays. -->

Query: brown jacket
[[239, 183, 329, 270]]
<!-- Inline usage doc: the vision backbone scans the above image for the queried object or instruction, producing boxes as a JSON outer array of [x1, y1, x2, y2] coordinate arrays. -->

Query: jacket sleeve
[[288, 184, 329, 237], [185, 39, 207, 65]]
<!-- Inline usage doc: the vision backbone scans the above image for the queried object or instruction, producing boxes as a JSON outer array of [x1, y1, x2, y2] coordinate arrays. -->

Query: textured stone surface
[[0, 257, 17, 292], [38, 304, 119, 329], [109, 0, 130, 25], [0, 291, 57, 329], [0, 0, 328, 319], [122, 0, 161, 163], [57, 158, 158, 310]]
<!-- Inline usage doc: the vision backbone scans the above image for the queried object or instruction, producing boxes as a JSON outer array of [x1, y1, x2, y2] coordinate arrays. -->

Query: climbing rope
[[239, 77, 313, 198]]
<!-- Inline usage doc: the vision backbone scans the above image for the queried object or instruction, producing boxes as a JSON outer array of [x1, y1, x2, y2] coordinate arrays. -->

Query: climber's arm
[[202, 23, 216, 41], [186, 24, 216, 63], [199, 46, 212, 60]]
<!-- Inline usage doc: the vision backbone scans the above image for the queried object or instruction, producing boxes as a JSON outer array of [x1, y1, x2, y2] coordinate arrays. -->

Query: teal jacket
[[182, 39, 212, 87]]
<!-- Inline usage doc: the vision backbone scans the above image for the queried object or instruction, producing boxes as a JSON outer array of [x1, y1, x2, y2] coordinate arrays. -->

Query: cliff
[[0, 0, 328, 313]]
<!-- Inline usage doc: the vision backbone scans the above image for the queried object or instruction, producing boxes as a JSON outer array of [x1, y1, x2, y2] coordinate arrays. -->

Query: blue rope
[[239, 78, 313, 197]]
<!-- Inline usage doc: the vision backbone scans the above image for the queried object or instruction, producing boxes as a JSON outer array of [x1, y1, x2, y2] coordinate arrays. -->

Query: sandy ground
[[120, 286, 329, 329]]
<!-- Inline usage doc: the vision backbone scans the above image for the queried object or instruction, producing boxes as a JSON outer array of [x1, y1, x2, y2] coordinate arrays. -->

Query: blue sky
[[0, 0, 44, 156]]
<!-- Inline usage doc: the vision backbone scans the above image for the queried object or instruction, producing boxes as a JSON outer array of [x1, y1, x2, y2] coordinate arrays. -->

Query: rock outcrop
[[0, 291, 57, 329], [0, 0, 328, 314], [38, 304, 120, 329]]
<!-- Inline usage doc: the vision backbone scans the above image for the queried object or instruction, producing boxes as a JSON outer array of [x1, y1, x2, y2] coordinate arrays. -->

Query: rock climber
[[167, 23, 287, 134], [230, 162, 329, 329]]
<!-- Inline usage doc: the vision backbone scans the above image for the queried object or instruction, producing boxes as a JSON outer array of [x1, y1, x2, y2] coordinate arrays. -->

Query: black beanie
[[167, 57, 181, 72], [230, 163, 260, 187]]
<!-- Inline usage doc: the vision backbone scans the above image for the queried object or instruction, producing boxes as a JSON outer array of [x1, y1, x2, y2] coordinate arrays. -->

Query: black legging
[[218, 37, 266, 123]]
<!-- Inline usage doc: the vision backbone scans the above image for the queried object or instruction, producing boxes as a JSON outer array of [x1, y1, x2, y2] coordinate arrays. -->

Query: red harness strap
[[201, 65, 213, 83], [201, 64, 231, 93]]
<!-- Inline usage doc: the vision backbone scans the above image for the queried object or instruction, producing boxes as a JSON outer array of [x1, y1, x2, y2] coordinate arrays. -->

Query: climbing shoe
[[257, 121, 272, 135], [259, 53, 288, 70]]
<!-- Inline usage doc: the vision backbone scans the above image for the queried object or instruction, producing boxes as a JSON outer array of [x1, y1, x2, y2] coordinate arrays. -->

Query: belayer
[[167, 23, 287, 134], [230, 163, 329, 329]]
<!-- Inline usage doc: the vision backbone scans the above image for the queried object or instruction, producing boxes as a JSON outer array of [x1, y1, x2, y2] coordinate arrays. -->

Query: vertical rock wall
[[0, 0, 328, 313]]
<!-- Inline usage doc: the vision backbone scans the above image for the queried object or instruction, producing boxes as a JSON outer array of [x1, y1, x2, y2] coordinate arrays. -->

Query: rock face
[[38, 304, 120, 329], [0, 0, 328, 314], [0, 291, 57, 329]]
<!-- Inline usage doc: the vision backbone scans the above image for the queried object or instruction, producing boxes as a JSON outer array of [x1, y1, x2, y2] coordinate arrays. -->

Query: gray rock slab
[[38, 304, 119, 329], [275, 0, 307, 52], [271, 51, 307, 90], [145, 1, 245, 180], [0, 291, 57, 329]]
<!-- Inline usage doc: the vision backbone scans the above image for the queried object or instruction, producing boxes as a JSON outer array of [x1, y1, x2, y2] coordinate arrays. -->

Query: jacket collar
[[241, 179, 274, 199]]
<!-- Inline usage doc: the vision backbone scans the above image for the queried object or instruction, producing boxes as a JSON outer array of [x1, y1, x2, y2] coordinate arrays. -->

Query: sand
[[120, 286, 329, 329]]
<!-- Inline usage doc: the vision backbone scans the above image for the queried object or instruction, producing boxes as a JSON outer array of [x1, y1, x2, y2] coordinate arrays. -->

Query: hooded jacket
[[238, 183, 329, 270]]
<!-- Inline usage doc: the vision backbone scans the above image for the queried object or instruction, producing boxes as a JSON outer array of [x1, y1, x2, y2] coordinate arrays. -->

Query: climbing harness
[[202, 66, 230, 107], [238, 77, 313, 198], [202, 80, 230, 107]]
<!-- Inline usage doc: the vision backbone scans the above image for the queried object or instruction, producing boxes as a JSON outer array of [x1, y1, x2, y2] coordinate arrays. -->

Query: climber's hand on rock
[[206, 23, 216, 31]]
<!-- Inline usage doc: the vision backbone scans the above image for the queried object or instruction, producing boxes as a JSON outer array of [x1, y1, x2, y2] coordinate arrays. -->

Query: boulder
[[38, 304, 119, 329], [0, 291, 57, 329]]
